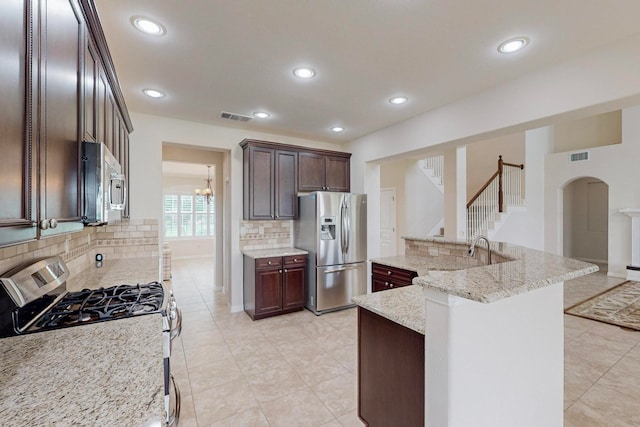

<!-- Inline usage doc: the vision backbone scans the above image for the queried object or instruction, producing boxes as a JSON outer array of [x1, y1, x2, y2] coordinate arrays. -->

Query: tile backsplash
[[239, 220, 292, 251], [0, 219, 160, 281], [404, 238, 512, 266]]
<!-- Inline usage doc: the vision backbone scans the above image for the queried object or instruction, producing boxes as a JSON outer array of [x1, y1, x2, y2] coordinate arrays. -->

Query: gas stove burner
[[28, 282, 165, 332]]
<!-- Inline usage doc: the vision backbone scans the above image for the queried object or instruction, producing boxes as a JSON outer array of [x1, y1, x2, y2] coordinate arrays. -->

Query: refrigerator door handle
[[345, 201, 350, 253], [323, 265, 360, 274], [340, 199, 349, 254]]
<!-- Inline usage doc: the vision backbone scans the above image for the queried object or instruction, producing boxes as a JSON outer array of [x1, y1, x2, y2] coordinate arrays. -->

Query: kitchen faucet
[[468, 235, 492, 265]]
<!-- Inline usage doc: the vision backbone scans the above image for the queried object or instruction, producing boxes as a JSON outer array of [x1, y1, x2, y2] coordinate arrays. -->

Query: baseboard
[[171, 254, 215, 260], [607, 272, 626, 279], [230, 304, 244, 313], [575, 257, 608, 264]]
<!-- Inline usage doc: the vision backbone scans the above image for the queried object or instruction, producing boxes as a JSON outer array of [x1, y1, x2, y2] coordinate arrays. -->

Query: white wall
[[348, 33, 640, 260], [545, 105, 640, 277], [553, 110, 621, 153], [128, 112, 341, 311], [380, 158, 445, 253], [491, 127, 550, 250]]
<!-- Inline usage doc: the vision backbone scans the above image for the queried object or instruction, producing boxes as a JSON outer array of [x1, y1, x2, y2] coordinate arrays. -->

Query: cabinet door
[[298, 151, 325, 191], [39, 0, 84, 235], [96, 68, 106, 144], [122, 133, 130, 218], [0, 0, 38, 245], [104, 91, 115, 154], [283, 265, 305, 310], [255, 268, 283, 316], [371, 276, 390, 293], [83, 38, 98, 142], [274, 150, 297, 219], [325, 155, 350, 192], [244, 146, 274, 220]]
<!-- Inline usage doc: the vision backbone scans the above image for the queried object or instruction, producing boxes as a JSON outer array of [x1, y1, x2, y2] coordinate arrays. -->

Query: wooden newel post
[[498, 155, 504, 213]]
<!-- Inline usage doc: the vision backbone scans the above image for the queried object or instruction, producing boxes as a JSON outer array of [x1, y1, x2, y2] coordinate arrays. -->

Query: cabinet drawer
[[256, 257, 282, 269], [371, 263, 417, 284], [284, 255, 306, 267]]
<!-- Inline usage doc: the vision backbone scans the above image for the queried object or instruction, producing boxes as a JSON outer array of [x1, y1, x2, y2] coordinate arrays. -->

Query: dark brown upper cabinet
[[241, 139, 351, 221], [241, 140, 298, 220], [298, 151, 350, 192], [0, 0, 133, 246], [0, 0, 38, 245], [38, 0, 84, 237]]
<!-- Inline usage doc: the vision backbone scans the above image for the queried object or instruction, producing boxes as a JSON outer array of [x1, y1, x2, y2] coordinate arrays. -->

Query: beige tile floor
[[169, 259, 640, 426]]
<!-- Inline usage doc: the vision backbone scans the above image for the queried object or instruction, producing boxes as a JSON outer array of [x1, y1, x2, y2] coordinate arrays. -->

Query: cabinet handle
[[49, 218, 58, 229], [279, 269, 282, 273], [293, 258, 298, 262], [284, 269, 288, 273], [387, 270, 392, 275], [389, 283, 394, 288], [39, 219, 49, 230], [267, 261, 272, 265]]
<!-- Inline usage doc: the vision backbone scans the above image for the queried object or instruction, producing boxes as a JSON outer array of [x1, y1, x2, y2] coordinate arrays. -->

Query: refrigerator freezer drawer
[[314, 263, 367, 313]]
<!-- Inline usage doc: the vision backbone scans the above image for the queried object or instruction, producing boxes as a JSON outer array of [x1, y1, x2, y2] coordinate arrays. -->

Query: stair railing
[[466, 155, 524, 240], [422, 155, 444, 185]]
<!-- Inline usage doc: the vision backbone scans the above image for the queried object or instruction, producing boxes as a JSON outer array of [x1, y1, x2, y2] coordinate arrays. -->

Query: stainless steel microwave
[[82, 141, 127, 224]]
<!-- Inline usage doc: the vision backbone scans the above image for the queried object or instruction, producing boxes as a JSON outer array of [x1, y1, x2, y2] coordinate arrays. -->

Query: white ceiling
[[95, 0, 640, 143]]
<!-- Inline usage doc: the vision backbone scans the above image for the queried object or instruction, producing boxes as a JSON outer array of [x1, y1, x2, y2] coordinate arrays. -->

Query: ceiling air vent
[[570, 151, 589, 162], [220, 111, 252, 122]]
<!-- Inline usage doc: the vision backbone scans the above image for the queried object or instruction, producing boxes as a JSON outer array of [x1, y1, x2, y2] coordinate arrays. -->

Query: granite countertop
[[408, 238, 598, 303], [67, 256, 161, 292], [354, 238, 597, 333], [0, 315, 164, 426], [370, 255, 466, 276], [0, 256, 165, 425], [352, 285, 425, 334], [241, 247, 308, 259]]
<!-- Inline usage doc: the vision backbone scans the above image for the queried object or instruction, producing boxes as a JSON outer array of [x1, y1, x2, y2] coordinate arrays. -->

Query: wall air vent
[[220, 111, 252, 122], [570, 151, 589, 162]]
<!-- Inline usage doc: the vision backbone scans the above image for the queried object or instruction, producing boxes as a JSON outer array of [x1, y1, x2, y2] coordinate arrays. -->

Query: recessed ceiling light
[[143, 88, 165, 98], [293, 67, 316, 79], [389, 96, 408, 105], [331, 126, 344, 133], [131, 17, 166, 36], [498, 37, 529, 53], [253, 112, 270, 119]]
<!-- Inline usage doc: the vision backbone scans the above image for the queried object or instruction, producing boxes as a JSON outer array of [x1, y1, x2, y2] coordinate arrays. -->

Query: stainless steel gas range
[[0, 256, 182, 426]]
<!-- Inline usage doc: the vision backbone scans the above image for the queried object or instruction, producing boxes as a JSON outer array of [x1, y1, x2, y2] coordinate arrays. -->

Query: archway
[[562, 177, 609, 266]]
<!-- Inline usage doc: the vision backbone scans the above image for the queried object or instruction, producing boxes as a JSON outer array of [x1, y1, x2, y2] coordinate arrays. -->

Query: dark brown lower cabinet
[[358, 307, 424, 427], [371, 262, 418, 292], [243, 254, 306, 320]]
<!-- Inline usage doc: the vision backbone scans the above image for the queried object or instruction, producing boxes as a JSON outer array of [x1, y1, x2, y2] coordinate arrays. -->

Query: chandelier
[[195, 165, 213, 204]]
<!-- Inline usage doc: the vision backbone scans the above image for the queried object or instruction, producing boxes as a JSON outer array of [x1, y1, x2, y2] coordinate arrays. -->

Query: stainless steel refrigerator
[[294, 192, 367, 315]]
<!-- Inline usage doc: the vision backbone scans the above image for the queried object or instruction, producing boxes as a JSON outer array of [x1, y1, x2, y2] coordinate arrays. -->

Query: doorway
[[380, 187, 397, 256], [562, 177, 609, 264]]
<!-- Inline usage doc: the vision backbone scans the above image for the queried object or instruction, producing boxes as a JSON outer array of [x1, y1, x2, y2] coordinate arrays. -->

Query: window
[[164, 194, 215, 238]]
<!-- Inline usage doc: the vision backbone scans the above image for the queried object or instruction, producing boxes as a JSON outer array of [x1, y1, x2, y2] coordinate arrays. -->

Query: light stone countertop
[[352, 285, 425, 334], [370, 255, 466, 276], [407, 238, 598, 303], [0, 315, 164, 426], [354, 238, 597, 333], [0, 256, 165, 426], [241, 247, 308, 259], [67, 256, 161, 292]]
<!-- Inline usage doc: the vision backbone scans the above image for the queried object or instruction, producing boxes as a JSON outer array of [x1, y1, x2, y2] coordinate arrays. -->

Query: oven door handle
[[168, 373, 181, 427], [170, 307, 182, 341]]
